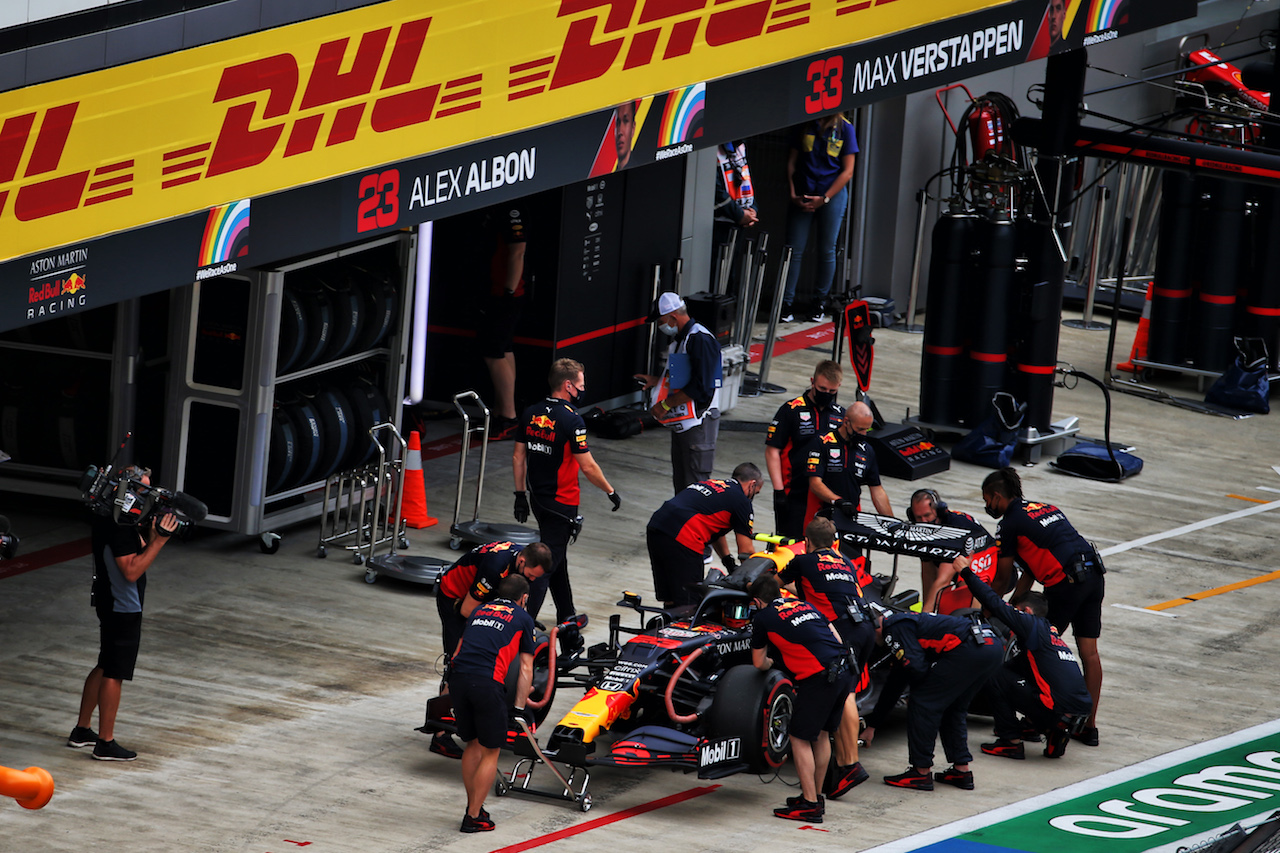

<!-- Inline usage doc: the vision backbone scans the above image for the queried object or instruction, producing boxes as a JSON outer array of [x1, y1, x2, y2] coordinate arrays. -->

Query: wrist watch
[[822, 195, 830, 204]]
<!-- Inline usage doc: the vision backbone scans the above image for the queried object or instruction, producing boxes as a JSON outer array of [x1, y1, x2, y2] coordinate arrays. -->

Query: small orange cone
[[1116, 281, 1153, 373], [401, 430, 437, 529]]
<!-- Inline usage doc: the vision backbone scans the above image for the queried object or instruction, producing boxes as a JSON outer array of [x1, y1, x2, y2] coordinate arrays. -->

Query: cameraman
[[70, 466, 179, 761]]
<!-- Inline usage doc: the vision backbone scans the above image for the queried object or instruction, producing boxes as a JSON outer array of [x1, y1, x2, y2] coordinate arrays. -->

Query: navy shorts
[[480, 293, 524, 359], [448, 673, 509, 748], [789, 669, 852, 742], [96, 608, 143, 681], [1046, 570, 1105, 639]]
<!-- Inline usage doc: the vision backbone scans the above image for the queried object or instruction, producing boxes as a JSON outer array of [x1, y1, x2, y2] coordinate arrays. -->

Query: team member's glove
[[608, 491, 622, 512], [834, 498, 857, 519], [721, 554, 736, 571], [773, 489, 787, 516], [514, 491, 530, 523], [510, 706, 536, 729]]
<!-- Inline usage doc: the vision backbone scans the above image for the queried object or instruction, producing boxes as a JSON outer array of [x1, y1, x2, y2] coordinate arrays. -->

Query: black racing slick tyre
[[706, 664, 794, 773], [502, 632, 556, 725]]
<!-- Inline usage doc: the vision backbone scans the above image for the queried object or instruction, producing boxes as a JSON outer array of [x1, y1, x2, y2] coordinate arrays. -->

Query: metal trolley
[[447, 391, 538, 551], [316, 422, 410, 564]]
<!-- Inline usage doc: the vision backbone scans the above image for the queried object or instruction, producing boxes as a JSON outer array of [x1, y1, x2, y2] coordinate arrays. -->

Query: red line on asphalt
[[487, 784, 721, 853], [0, 538, 92, 581]]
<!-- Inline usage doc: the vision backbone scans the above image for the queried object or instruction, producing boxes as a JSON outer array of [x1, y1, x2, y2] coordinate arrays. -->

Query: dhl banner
[[0, 0, 1011, 264]]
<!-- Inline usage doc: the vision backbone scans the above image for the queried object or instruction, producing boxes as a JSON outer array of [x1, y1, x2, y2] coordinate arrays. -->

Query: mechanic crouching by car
[[777, 517, 871, 798], [646, 462, 763, 608], [982, 467, 1105, 747], [877, 608, 1004, 792], [907, 489, 998, 614], [430, 540, 550, 759], [750, 572, 852, 823], [448, 574, 537, 833], [954, 556, 1093, 760]]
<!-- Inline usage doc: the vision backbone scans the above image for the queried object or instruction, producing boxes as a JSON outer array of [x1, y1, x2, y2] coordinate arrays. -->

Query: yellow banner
[[0, 0, 1005, 261]]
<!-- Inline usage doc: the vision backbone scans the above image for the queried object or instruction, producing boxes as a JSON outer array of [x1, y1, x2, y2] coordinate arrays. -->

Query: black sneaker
[[430, 732, 464, 759], [780, 304, 794, 323], [1045, 728, 1071, 758], [981, 738, 1025, 760], [1072, 726, 1100, 747], [827, 761, 870, 799], [460, 812, 495, 833], [67, 725, 99, 748], [785, 793, 825, 815], [934, 766, 975, 790], [884, 767, 934, 791], [773, 798, 823, 822], [488, 417, 519, 441], [91, 739, 137, 761]]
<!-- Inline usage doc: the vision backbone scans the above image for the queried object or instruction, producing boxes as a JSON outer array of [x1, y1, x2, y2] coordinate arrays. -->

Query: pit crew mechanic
[[805, 400, 893, 530], [908, 489, 998, 614], [765, 360, 845, 540], [512, 358, 620, 624], [777, 517, 871, 798], [878, 608, 1004, 791], [645, 463, 762, 608], [982, 467, 1104, 747], [449, 573, 537, 834], [750, 572, 853, 823], [954, 556, 1092, 760]]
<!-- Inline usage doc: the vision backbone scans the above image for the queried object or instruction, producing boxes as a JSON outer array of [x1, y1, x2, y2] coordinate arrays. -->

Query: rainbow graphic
[[198, 199, 250, 267], [658, 82, 705, 148], [1085, 0, 1123, 32]]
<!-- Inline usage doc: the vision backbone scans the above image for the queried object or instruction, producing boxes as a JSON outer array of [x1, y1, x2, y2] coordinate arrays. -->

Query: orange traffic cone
[[0, 762, 54, 810], [401, 430, 437, 529], [1116, 281, 1153, 373]]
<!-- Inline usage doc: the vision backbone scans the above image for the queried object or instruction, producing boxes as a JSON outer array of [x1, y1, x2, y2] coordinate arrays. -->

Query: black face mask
[[811, 388, 837, 408], [984, 503, 1003, 519], [569, 387, 586, 407]]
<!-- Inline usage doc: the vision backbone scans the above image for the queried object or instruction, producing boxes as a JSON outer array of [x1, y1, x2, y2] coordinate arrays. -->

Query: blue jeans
[[783, 184, 849, 306]]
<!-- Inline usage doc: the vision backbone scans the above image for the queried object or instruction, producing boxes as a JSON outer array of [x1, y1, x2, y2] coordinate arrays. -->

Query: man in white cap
[[635, 292, 724, 493]]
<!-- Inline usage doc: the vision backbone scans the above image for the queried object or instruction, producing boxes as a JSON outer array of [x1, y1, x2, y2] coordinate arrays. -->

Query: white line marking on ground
[[1099, 499, 1280, 557], [1111, 603, 1177, 617]]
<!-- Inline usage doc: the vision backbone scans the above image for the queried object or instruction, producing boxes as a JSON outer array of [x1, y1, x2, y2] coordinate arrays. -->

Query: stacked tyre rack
[[161, 233, 414, 549]]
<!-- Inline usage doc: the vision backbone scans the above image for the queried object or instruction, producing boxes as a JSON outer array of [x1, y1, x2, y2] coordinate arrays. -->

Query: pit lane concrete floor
[[2, 312, 1278, 853]]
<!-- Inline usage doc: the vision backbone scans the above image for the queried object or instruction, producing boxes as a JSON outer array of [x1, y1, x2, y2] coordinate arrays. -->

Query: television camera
[[79, 434, 207, 533]]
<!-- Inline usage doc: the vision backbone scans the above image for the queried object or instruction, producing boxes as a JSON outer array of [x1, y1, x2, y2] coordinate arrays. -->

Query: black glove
[[608, 491, 621, 512], [834, 498, 857, 519], [772, 489, 787, 516], [514, 491, 530, 523], [721, 554, 736, 571], [510, 706, 536, 729]]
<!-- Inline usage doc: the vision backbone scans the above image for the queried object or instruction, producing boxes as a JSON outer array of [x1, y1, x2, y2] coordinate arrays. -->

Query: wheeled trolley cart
[[447, 391, 538, 551], [359, 423, 449, 586], [316, 422, 409, 564]]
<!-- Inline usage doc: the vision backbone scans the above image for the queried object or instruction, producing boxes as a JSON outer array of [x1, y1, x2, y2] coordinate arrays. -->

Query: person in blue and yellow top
[[645, 463, 762, 607], [448, 573, 537, 833], [781, 113, 858, 323], [513, 358, 620, 623], [765, 360, 845, 539], [750, 572, 852, 824]]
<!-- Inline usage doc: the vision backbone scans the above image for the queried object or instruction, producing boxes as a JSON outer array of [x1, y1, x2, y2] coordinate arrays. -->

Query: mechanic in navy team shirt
[[645, 462, 762, 608], [448, 574, 537, 833], [982, 467, 1104, 747], [765, 360, 845, 539], [906, 488, 999, 615], [513, 358, 620, 624], [431, 540, 551, 757], [878, 610, 1003, 792], [954, 556, 1093, 760], [750, 572, 852, 823], [805, 400, 893, 531], [778, 517, 871, 799]]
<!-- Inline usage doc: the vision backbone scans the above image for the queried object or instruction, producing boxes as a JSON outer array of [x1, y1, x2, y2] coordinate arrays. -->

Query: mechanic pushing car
[[954, 556, 1093, 760], [878, 608, 1004, 792], [645, 462, 763, 608], [982, 467, 1105, 748], [777, 517, 871, 798], [448, 574, 537, 833], [749, 572, 853, 823]]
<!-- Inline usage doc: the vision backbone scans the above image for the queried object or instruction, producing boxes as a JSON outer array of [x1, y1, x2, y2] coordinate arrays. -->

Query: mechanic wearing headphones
[[907, 489, 998, 614], [765, 360, 845, 539], [954, 555, 1093, 760], [646, 463, 762, 608], [982, 467, 1105, 747], [777, 517, 871, 799], [750, 572, 852, 823], [805, 401, 893, 533], [449, 574, 536, 833], [431, 540, 550, 758], [877, 608, 1004, 791], [513, 358, 621, 626]]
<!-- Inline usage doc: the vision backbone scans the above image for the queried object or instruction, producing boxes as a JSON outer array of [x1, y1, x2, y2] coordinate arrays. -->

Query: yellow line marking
[[1148, 569, 1280, 610], [1227, 494, 1270, 504]]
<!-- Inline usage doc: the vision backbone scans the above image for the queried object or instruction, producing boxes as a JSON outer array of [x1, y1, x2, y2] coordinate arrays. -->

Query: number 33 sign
[[804, 56, 844, 114]]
